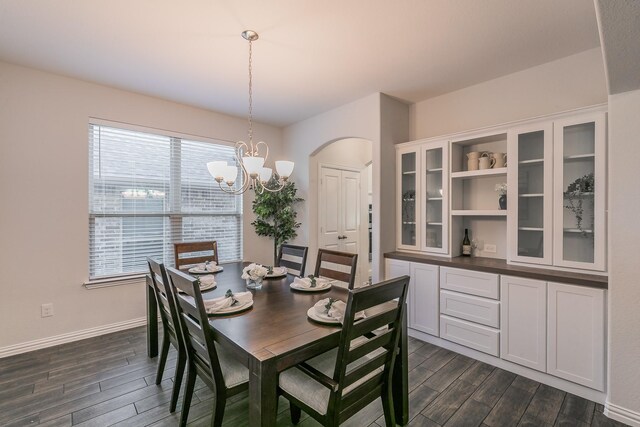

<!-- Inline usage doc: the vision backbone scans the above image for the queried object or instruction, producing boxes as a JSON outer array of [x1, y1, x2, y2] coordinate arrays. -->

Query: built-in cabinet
[[397, 107, 607, 273]]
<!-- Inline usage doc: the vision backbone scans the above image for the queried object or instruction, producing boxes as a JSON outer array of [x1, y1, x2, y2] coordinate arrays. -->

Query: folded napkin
[[293, 276, 331, 289], [204, 290, 252, 314], [313, 298, 365, 323], [196, 261, 217, 272], [198, 275, 216, 288]]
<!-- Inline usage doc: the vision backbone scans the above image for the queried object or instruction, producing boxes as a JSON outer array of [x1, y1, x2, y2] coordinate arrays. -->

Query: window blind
[[89, 123, 242, 279]]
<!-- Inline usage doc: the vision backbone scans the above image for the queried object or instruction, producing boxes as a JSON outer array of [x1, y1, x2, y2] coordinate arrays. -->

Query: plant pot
[[246, 277, 264, 290], [499, 194, 507, 210]]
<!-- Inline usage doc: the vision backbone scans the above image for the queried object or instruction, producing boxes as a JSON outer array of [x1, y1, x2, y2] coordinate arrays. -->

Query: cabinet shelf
[[518, 227, 543, 232], [519, 159, 544, 165], [564, 153, 595, 161], [519, 193, 544, 198], [426, 222, 443, 226], [402, 222, 416, 225], [563, 228, 593, 234], [427, 197, 443, 201], [402, 170, 416, 175], [426, 168, 443, 173], [451, 210, 507, 217], [563, 192, 594, 198], [451, 168, 507, 179], [402, 198, 415, 202]]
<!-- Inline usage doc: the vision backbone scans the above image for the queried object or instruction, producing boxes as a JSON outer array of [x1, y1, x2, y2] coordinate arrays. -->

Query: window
[[88, 123, 242, 279]]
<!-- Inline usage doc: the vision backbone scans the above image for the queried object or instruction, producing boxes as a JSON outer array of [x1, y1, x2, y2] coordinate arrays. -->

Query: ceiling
[[0, 0, 601, 126]]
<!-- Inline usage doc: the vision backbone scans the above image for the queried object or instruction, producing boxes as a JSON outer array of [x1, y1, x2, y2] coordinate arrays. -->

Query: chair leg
[[290, 403, 301, 424], [381, 384, 396, 427], [211, 394, 227, 427], [170, 347, 187, 412], [155, 330, 170, 384], [179, 364, 197, 427]]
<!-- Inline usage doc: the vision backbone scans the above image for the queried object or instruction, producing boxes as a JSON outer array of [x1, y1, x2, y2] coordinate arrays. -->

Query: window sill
[[84, 273, 147, 290]]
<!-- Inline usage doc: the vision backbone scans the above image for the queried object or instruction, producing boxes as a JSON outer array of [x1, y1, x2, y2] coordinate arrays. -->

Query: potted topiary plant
[[564, 172, 594, 236], [251, 177, 303, 265]]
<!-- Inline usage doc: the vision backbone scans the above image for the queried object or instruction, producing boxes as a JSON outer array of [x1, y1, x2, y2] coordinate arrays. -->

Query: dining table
[[146, 261, 408, 427]]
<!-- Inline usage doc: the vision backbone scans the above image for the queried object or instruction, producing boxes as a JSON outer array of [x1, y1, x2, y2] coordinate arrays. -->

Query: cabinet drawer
[[440, 267, 499, 299], [440, 290, 500, 328], [440, 315, 500, 357]]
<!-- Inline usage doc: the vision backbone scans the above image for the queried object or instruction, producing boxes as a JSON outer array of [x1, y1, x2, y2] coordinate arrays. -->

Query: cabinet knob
[[337, 235, 347, 240]]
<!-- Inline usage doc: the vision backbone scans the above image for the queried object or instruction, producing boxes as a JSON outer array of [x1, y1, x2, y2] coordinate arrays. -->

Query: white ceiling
[[0, 0, 601, 126]]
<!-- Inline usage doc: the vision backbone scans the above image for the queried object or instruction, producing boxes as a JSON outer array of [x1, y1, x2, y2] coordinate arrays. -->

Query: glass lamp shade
[[259, 167, 272, 183], [275, 160, 294, 178], [242, 156, 265, 176], [207, 161, 227, 180], [222, 165, 238, 185]]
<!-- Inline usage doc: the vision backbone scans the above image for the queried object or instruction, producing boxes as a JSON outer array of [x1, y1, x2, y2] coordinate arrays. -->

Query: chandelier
[[207, 30, 294, 194]]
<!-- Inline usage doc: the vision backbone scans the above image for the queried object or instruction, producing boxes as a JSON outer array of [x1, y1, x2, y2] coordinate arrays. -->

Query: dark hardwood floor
[[0, 326, 627, 426]]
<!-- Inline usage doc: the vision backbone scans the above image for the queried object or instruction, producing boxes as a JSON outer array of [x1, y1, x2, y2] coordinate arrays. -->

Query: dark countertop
[[384, 251, 608, 289]]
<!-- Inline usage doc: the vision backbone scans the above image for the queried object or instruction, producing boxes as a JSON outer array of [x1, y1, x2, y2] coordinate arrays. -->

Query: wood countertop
[[384, 251, 608, 289]]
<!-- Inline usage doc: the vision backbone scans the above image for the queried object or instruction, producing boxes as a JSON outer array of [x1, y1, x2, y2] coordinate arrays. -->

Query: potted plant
[[564, 173, 594, 236], [251, 177, 303, 265]]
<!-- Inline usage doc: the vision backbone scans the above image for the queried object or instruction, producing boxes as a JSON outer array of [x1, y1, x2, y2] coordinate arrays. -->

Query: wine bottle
[[462, 229, 471, 256]]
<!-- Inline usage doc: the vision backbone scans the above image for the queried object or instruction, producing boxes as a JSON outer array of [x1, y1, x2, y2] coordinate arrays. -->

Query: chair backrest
[[147, 258, 181, 341], [330, 275, 409, 424], [165, 267, 225, 392], [314, 249, 358, 289], [277, 244, 309, 276], [174, 241, 219, 270]]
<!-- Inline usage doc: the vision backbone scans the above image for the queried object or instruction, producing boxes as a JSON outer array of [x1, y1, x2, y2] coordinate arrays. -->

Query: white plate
[[265, 267, 287, 278], [209, 300, 253, 316], [189, 266, 224, 274], [290, 279, 333, 292], [199, 282, 217, 292], [307, 307, 340, 325]]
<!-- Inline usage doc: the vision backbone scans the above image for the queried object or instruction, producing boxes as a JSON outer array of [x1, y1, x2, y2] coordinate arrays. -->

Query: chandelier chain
[[247, 37, 253, 147]]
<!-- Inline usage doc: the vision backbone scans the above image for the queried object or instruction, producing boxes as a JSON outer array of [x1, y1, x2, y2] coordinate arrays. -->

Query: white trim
[[408, 328, 607, 404], [0, 317, 147, 359], [84, 273, 147, 289], [604, 401, 640, 427]]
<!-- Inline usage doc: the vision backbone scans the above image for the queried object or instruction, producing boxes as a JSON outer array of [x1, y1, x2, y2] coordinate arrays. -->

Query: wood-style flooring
[[0, 326, 628, 426]]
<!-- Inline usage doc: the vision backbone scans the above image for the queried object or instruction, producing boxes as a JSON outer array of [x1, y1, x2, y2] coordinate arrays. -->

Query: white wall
[[311, 138, 372, 284], [606, 89, 640, 420], [410, 48, 607, 139], [0, 61, 283, 349]]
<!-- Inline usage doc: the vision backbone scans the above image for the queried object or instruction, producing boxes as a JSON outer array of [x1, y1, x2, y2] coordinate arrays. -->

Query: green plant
[[564, 173, 594, 236], [251, 178, 303, 264]]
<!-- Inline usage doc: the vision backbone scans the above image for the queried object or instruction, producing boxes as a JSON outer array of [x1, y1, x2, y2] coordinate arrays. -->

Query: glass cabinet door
[[507, 124, 552, 265], [422, 142, 448, 253], [398, 148, 419, 249], [553, 113, 606, 271]]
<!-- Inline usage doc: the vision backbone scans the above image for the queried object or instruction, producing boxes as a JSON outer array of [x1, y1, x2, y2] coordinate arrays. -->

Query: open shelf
[[451, 168, 507, 179], [451, 210, 507, 217]]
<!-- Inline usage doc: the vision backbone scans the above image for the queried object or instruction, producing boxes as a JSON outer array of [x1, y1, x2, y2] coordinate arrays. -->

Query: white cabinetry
[[397, 146, 420, 250], [500, 276, 547, 372], [547, 282, 605, 391], [385, 259, 439, 336]]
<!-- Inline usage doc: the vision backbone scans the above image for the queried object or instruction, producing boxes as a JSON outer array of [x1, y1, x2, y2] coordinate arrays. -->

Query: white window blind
[[89, 123, 242, 279]]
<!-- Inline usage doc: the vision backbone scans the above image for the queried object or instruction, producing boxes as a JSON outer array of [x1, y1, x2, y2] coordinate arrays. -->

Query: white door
[[547, 282, 605, 391], [500, 276, 547, 372], [410, 263, 439, 336], [319, 166, 362, 278]]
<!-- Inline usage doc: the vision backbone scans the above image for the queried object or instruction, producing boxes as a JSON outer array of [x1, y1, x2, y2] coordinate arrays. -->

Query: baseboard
[[605, 401, 640, 427], [409, 329, 607, 404], [0, 317, 147, 359]]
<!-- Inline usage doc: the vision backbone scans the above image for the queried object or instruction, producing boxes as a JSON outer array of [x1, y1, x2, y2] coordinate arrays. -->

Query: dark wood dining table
[[146, 261, 408, 427]]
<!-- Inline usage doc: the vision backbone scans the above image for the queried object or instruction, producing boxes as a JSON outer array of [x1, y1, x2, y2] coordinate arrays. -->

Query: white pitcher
[[479, 152, 495, 170], [492, 152, 507, 168], [467, 151, 481, 171]]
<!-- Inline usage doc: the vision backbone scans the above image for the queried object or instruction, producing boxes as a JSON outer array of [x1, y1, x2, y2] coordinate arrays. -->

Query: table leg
[[248, 352, 278, 427], [146, 275, 158, 358], [392, 303, 409, 425]]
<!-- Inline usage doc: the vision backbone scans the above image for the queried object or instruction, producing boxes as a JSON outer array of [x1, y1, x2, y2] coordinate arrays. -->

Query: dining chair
[[165, 267, 249, 427], [147, 258, 186, 413], [278, 275, 410, 427], [314, 248, 358, 289], [173, 240, 219, 270], [277, 244, 309, 276]]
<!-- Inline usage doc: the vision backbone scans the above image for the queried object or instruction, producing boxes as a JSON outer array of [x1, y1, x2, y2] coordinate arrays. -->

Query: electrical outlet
[[41, 303, 54, 318], [484, 244, 497, 253]]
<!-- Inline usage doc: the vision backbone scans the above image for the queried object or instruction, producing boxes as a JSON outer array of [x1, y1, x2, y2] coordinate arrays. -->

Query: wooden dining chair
[[314, 248, 358, 289], [173, 240, 218, 269], [147, 258, 186, 413], [277, 244, 309, 276], [165, 267, 249, 427], [278, 275, 410, 427]]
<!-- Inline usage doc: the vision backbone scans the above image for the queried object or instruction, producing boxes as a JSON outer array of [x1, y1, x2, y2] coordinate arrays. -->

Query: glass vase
[[246, 277, 264, 290]]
